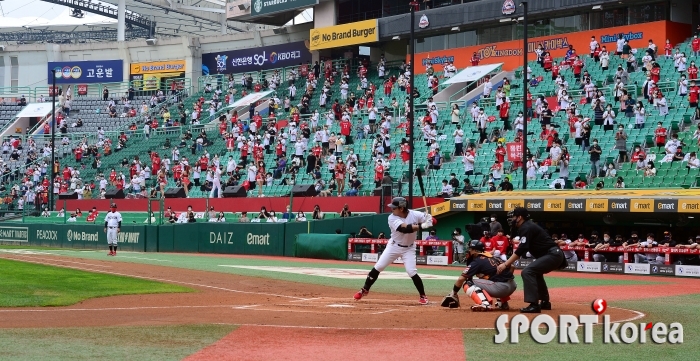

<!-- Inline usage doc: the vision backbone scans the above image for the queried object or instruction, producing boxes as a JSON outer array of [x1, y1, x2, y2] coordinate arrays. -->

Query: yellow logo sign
[[586, 199, 608, 212], [504, 200, 524, 211], [544, 199, 565, 212], [630, 199, 654, 212], [130, 60, 186, 75], [431, 201, 450, 216], [679, 200, 700, 213], [467, 200, 486, 211], [309, 19, 378, 51]]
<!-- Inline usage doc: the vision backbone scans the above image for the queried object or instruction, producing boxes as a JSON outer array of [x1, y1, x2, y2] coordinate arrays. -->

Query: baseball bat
[[415, 168, 429, 214]]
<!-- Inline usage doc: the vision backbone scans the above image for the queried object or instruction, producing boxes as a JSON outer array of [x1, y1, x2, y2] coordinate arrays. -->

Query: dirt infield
[[0, 253, 641, 330]]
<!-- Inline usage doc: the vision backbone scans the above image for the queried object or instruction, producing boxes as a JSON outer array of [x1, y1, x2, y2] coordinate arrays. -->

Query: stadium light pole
[[520, 1, 528, 190], [50, 70, 57, 210], [408, 1, 417, 209]]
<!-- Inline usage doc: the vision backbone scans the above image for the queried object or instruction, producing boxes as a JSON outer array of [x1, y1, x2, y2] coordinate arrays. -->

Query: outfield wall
[[0, 214, 390, 258]]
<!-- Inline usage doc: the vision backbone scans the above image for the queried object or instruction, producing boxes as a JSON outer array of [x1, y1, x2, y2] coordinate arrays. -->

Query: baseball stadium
[[0, 0, 699, 360]]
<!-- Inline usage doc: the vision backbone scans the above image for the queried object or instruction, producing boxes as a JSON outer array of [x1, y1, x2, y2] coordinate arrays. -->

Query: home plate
[[326, 304, 354, 308], [219, 265, 454, 280]]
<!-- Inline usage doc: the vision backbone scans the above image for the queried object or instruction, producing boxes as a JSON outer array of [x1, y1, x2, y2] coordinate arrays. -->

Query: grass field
[[0, 258, 192, 307], [0, 247, 698, 361], [0, 324, 237, 361]]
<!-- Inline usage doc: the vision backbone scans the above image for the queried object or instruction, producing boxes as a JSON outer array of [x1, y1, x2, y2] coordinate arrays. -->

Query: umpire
[[496, 207, 566, 313]]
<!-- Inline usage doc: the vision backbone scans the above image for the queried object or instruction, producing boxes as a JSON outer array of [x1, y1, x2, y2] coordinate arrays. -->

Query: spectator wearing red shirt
[[490, 230, 510, 260], [62, 166, 71, 182], [543, 53, 553, 72], [114, 178, 124, 190], [631, 146, 646, 165], [692, 35, 700, 57], [480, 231, 493, 252], [550, 62, 559, 80], [664, 39, 673, 59], [339, 118, 352, 144], [74, 148, 83, 163], [689, 61, 698, 80], [689, 80, 699, 107], [572, 56, 584, 81], [650, 64, 661, 84], [240, 143, 249, 163], [471, 52, 480, 66], [384, 80, 392, 96], [499, 98, 510, 130], [495, 143, 506, 164], [574, 176, 587, 189], [654, 122, 667, 149], [254, 83, 262, 92]]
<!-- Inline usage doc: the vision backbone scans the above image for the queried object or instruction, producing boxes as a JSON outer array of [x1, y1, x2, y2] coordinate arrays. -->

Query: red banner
[[48, 86, 58, 96], [77, 84, 88, 96], [506, 142, 523, 162]]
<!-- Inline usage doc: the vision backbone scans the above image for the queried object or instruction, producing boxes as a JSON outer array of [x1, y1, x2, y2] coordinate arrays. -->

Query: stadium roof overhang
[[36, 0, 269, 38]]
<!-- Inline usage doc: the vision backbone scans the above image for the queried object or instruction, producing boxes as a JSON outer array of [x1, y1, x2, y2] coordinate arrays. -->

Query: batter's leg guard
[[466, 285, 493, 306]]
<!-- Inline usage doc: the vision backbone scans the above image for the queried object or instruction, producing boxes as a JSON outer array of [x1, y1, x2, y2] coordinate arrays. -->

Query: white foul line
[[0, 254, 310, 301]]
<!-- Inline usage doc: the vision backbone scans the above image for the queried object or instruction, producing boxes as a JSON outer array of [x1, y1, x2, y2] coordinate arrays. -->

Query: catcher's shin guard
[[465, 285, 492, 306]]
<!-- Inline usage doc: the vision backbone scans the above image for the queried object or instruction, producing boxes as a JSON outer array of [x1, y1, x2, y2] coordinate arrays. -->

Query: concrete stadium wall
[[0, 23, 312, 90]]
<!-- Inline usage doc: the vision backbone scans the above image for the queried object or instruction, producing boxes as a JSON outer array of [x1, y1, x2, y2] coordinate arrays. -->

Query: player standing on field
[[497, 207, 566, 313], [354, 197, 435, 304], [104, 203, 122, 256]]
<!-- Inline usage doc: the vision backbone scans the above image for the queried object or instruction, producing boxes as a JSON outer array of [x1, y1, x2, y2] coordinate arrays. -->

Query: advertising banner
[[202, 41, 311, 75], [249, 0, 317, 17], [310, 19, 378, 51], [414, 21, 688, 73], [130, 60, 186, 91], [48, 60, 124, 84], [506, 142, 523, 162]]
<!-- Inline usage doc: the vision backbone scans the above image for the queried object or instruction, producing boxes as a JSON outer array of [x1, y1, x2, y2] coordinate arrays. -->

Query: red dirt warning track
[[0, 252, 658, 361]]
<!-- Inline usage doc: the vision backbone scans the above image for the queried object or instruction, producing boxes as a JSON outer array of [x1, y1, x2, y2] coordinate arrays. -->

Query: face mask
[[490, 217, 496, 222], [604, 237, 610, 242], [647, 238, 653, 242], [593, 142, 598, 145]]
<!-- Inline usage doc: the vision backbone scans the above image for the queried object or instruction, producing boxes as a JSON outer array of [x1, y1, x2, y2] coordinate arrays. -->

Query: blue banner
[[48, 60, 124, 84], [201, 41, 311, 76]]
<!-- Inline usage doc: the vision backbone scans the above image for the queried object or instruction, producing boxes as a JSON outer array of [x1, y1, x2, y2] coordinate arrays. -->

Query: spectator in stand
[[588, 138, 602, 178], [437, 179, 453, 198], [644, 161, 657, 177], [614, 125, 628, 162]]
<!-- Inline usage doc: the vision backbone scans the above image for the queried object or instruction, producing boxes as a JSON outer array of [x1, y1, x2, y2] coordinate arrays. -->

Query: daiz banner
[[202, 41, 311, 75], [250, 0, 317, 17], [48, 60, 123, 84]]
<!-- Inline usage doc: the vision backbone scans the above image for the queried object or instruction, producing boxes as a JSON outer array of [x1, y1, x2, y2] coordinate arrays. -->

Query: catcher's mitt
[[440, 294, 460, 309]]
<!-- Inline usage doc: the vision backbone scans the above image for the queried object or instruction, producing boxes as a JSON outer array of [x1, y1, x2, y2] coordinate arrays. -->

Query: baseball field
[[0, 246, 697, 361]]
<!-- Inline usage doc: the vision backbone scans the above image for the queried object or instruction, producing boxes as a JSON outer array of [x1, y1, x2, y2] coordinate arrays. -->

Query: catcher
[[441, 240, 516, 311]]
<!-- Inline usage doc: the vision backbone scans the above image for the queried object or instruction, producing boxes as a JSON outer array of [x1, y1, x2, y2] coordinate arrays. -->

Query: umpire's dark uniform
[[506, 207, 565, 313]]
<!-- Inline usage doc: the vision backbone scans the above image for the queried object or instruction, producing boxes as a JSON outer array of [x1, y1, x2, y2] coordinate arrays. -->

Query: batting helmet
[[110, 203, 117, 208], [387, 197, 408, 209], [468, 240, 485, 252]]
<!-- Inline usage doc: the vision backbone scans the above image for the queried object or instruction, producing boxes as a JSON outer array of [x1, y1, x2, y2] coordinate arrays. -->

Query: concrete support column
[[311, 1, 337, 62], [117, 0, 126, 41]]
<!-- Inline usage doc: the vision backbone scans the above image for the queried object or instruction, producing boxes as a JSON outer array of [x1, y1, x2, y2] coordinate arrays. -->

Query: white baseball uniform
[[104, 211, 122, 245], [373, 210, 431, 277]]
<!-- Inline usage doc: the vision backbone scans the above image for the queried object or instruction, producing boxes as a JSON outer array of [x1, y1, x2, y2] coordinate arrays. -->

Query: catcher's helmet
[[468, 240, 485, 252]]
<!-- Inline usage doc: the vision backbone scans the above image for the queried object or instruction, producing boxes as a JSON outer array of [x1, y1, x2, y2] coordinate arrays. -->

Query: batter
[[104, 203, 122, 256], [353, 197, 434, 304]]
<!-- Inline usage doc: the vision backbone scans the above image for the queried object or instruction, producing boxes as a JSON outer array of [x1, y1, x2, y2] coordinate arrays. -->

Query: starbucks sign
[[250, 0, 317, 17]]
